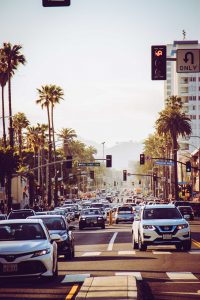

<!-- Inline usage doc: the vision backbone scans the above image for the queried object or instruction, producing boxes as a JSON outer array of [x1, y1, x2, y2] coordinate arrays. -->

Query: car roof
[[144, 204, 175, 209], [28, 214, 64, 219], [9, 209, 35, 212], [0, 219, 43, 224]]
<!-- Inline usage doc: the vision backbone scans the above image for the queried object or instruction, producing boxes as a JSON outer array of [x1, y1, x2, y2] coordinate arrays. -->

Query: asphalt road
[[0, 219, 200, 300]]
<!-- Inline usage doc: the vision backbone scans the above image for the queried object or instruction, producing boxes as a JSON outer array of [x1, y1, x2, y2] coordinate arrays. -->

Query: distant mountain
[[79, 137, 144, 170]]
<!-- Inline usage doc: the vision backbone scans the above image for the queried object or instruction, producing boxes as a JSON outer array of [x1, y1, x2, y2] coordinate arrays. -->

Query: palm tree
[[36, 84, 64, 206], [156, 108, 191, 200], [0, 48, 8, 148], [2, 43, 26, 148], [13, 112, 29, 159], [58, 128, 77, 156]]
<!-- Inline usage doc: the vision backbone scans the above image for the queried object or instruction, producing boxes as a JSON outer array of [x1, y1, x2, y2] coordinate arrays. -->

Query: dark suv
[[177, 206, 194, 221], [8, 209, 35, 219]]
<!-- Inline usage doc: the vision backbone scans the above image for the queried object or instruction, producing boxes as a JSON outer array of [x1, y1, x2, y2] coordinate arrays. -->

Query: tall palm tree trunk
[[47, 105, 52, 207], [8, 75, 14, 148], [1, 86, 6, 148], [51, 106, 58, 207]]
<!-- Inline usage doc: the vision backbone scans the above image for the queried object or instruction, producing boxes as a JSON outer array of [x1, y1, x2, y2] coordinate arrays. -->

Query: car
[[177, 206, 195, 221], [8, 209, 35, 219], [132, 204, 191, 251], [115, 206, 134, 224], [79, 208, 105, 230], [28, 215, 75, 260], [0, 219, 58, 279]]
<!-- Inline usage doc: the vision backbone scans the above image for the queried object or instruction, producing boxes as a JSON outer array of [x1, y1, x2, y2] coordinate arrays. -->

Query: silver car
[[0, 219, 58, 279]]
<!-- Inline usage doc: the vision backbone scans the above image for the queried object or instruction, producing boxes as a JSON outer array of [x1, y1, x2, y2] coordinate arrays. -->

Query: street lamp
[[102, 142, 105, 160]]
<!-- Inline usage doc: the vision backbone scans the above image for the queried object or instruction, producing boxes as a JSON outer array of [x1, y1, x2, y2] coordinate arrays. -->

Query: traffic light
[[106, 155, 112, 167], [42, 0, 70, 7], [151, 45, 166, 80], [90, 170, 94, 179], [123, 170, 127, 181], [153, 173, 157, 181], [186, 161, 191, 172], [139, 180, 141, 184], [66, 155, 73, 169], [140, 154, 145, 165]]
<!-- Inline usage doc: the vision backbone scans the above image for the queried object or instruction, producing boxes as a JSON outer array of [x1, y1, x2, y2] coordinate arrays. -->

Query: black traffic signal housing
[[140, 154, 145, 165], [66, 155, 73, 169], [153, 173, 157, 181], [90, 170, 94, 180], [151, 45, 166, 80], [42, 0, 70, 7], [139, 180, 141, 184], [106, 155, 112, 167], [186, 161, 191, 172], [123, 170, 127, 181]]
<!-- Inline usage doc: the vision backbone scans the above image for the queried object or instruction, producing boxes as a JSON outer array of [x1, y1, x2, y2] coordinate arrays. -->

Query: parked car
[[132, 204, 191, 251], [28, 215, 75, 260], [0, 219, 58, 279], [115, 206, 134, 224], [79, 208, 105, 230], [177, 206, 195, 221], [7, 209, 35, 220]]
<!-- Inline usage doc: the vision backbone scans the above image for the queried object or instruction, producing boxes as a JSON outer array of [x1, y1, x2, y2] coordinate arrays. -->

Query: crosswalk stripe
[[82, 252, 101, 256], [153, 251, 172, 254], [118, 251, 136, 255], [115, 272, 142, 280], [166, 272, 198, 280], [189, 250, 200, 254]]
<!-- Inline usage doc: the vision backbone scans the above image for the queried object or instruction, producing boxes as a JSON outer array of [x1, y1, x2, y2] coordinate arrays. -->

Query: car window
[[118, 206, 133, 213], [8, 211, 34, 219], [41, 218, 66, 230], [143, 208, 182, 220], [0, 223, 46, 241]]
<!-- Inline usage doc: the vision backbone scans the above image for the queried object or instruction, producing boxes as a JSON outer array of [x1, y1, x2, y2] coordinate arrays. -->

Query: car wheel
[[116, 220, 118, 224], [79, 224, 83, 230], [182, 239, 192, 251], [65, 248, 74, 260], [101, 224, 105, 229], [53, 259, 58, 278], [138, 233, 147, 251], [175, 243, 182, 251], [132, 233, 138, 249]]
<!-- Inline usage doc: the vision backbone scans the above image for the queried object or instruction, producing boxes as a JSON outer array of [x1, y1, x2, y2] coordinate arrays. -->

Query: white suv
[[132, 204, 191, 251]]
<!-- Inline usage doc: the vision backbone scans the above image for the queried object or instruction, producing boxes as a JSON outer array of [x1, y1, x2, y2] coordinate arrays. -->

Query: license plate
[[3, 263, 18, 273], [163, 234, 172, 240]]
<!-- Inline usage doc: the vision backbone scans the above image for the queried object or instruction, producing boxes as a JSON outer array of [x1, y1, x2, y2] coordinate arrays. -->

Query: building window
[[193, 96, 196, 100], [192, 105, 196, 110]]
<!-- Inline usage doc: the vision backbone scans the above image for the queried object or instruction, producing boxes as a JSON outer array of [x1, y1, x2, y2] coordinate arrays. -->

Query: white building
[[164, 40, 200, 153]]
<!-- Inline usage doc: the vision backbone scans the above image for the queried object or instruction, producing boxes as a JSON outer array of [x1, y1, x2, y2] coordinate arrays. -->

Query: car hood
[[142, 218, 187, 226], [0, 240, 49, 254]]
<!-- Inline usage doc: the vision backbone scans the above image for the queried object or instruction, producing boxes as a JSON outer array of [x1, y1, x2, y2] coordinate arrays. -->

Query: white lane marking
[[189, 250, 200, 254], [61, 273, 90, 283], [153, 251, 172, 254], [82, 252, 101, 256], [107, 232, 118, 251], [167, 272, 198, 280], [118, 251, 136, 255], [115, 272, 142, 280]]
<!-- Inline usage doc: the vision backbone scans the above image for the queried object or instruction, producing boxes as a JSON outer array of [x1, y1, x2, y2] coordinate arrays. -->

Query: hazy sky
[[0, 0, 199, 147]]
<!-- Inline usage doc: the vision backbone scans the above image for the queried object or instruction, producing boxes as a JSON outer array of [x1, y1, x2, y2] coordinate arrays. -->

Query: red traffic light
[[151, 45, 166, 80], [106, 155, 112, 168], [123, 170, 127, 181], [140, 154, 145, 165]]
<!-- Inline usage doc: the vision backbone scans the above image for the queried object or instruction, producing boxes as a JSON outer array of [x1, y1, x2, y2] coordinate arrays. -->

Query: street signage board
[[154, 161, 174, 166], [78, 162, 100, 167], [177, 49, 200, 73]]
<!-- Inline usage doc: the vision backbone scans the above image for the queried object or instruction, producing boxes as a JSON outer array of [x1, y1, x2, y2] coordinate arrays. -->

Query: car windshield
[[82, 209, 101, 215], [0, 223, 46, 241], [40, 218, 66, 230], [143, 208, 182, 220]]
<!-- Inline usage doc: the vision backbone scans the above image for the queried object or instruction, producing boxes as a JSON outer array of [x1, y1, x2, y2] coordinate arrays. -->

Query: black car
[[178, 206, 195, 221], [79, 208, 105, 230], [28, 215, 75, 260], [7, 209, 35, 219], [0, 214, 7, 220]]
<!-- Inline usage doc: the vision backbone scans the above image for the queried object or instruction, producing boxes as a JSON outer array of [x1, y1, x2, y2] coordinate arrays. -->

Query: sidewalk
[[75, 276, 137, 300]]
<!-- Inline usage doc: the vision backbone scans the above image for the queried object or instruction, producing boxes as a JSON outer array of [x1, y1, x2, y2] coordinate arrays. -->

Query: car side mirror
[[50, 233, 61, 241]]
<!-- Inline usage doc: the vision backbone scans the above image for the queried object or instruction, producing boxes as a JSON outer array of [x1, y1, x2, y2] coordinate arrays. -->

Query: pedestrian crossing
[[62, 271, 200, 283], [79, 249, 200, 257]]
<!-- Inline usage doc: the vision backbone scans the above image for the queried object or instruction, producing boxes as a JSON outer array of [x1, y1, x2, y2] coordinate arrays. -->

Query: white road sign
[[177, 49, 200, 73]]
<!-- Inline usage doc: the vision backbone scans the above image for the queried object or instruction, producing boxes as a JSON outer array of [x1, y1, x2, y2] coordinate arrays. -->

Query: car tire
[[101, 224, 105, 229], [175, 244, 182, 251], [65, 246, 74, 260], [116, 221, 118, 224], [79, 224, 83, 230], [182, 239, 192, 251], [138, 233, 147, 251], [132, 233, 139, 249], [53, 259, 58, 278]]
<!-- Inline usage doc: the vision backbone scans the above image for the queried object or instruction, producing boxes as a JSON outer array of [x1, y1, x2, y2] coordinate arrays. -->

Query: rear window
[[8, 211, 35, 219], [143, 208, 182, 220], [118, 206, 133, 213]]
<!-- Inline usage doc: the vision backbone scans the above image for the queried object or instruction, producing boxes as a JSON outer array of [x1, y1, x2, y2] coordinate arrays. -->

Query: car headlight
[[80, 217, 85, 221], [177, 224, 188, 230], [98, 217, 103, 220], [32, 248, 50, 257], [143, 225, 156, 230]]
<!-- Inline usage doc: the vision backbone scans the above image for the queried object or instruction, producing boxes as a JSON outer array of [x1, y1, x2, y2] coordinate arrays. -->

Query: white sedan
[[0, 219, 58, 279]]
